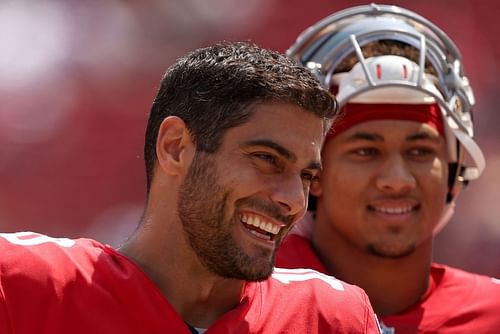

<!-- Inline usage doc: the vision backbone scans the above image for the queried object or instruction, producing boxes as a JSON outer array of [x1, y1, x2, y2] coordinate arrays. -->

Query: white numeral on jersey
[[0, 232, 75, 247], [272, 268, 345, 291]]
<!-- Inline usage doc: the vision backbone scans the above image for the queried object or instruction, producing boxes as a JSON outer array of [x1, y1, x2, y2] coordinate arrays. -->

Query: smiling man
[[0, 42, 382, 333], [277, 4, 500, 333]]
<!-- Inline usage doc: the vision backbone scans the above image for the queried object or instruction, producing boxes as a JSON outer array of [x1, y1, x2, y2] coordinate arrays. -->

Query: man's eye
[[408, 147, 435, 156], [352, 148, 379, 156], [254, 153, 277, 165], [301, 171, 318, 182]]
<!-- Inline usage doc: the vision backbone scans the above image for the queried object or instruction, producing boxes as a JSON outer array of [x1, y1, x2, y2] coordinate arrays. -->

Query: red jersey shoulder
[[268, 267, 371, 309], [0, 232, 104, 286], [431, 263, 500, 302], [381, 264, 500, 333], [435, 264, 500, 318], [0, 232, 191, 334], [252, 267, 381, 333]]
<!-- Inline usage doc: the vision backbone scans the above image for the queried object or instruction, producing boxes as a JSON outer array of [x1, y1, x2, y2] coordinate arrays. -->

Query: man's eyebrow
[[343, 131, 442, 143], [406, 132, 442, 142], [344, 132, 384, 142]]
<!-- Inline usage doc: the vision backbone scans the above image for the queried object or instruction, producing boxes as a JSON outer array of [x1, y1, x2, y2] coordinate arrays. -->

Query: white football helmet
[[288, 4, 485, 232], [287, 4, 485, 193]]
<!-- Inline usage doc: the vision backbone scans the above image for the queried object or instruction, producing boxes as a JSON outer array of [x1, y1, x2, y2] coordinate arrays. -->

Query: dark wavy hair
[[144, 41, 338, 193]]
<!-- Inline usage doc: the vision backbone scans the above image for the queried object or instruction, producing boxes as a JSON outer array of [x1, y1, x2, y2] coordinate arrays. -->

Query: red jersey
[[277, 234, 500, 334], [0, 232, 381, 334]]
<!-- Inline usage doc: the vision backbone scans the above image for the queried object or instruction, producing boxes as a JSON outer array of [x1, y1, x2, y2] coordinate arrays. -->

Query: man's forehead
[[231, 103, 324, 141]]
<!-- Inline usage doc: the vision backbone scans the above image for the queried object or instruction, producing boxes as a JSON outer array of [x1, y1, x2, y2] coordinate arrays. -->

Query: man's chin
[[367, 243, 416, 259], [242, 267, 274, 282], [234, 257, 275, 281]]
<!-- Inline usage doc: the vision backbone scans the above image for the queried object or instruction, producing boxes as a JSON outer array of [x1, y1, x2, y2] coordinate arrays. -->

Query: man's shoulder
[[0, 232, 105, 286], [270, 267, 347, 290], [253, 267, 381, 333], [396, 263, 500, 331], [264, 267, 372, 308], [433, 263, 500, 303], [434, 263, 500, 292], [0, 232, 189, 333]]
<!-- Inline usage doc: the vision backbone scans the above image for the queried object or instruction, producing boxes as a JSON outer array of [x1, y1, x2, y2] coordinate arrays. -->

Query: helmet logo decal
[[376, 63, 382, 79]]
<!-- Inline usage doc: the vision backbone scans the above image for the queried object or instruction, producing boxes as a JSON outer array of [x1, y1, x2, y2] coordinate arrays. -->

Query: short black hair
[[335, 40, 437, 75], [144, 41, 337, 193]]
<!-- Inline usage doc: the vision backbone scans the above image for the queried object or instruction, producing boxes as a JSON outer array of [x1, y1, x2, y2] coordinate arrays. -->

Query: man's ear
[[310, 171, 323, 197], [156, 116, 194, 176]]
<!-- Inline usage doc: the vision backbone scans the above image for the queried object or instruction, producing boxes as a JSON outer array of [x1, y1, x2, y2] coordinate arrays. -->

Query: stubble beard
[[177, 152, 275, 281]]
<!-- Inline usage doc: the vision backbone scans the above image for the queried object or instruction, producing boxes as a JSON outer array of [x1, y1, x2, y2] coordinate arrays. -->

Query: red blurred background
[[1, 0, 499, 277]]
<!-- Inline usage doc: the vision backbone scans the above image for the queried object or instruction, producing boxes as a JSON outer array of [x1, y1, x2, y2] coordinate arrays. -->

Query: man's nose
[[375, 154, 416, 194], [269, 175, 307, 216]]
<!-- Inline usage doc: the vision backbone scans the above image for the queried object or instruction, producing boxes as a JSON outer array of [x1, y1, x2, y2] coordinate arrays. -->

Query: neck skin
[[119, 180, 245, 329], [311, 207, 432, 317]]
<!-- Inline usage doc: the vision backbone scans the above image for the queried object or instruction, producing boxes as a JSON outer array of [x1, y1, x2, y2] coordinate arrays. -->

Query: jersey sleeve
[[0, 232, 81, 333], [0, 232, 196, 334], [0, 272, 12, 334], [361, 288, 383, 333]]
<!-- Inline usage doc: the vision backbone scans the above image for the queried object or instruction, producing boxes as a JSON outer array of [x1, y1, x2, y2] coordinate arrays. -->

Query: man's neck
[[119, 221, 246, 328], [311, 218, 432, 316]]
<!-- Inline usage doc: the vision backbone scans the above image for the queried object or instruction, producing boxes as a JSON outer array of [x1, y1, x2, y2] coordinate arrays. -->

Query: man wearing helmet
[[277, 4, 500, 333]]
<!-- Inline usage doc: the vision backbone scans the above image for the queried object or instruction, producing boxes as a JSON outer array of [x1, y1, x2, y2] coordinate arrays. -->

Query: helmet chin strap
[[449, 126, 485, 181], [433, 201, 456, 235]]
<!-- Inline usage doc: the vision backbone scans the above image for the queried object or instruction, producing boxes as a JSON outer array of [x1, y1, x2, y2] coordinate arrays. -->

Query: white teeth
[[265, 222, 273, 232], [374, 206, 413, 214], [247, 216, 255, 226], [241, 214, 281, 235]]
